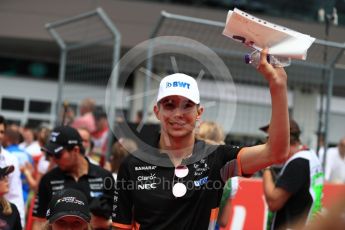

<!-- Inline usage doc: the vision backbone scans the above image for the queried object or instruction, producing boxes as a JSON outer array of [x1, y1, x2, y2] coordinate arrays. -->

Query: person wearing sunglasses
[[0, 165, 22, 230], [112, 48, 290, 230], [32, 125, 115, 230]]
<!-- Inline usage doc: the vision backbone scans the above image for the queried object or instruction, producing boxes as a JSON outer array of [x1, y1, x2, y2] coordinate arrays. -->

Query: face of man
[[22, 128, 34, 144], [0, 124, 5, 146], [154, 95, 203, 139], [78, 129, 91, 152], [51, 216, 88, 230], [52, 147, 79, 172]]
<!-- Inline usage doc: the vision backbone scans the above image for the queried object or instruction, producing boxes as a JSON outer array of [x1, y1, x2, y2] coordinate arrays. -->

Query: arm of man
[[32, 174, 51, 230], [111, 159, 134, 230], [239, 48, 290, 175], [263, 168, 291, 211], [263, 158, 309, 211]]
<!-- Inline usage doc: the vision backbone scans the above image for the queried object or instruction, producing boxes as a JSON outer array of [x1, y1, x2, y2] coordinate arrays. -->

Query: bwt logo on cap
[[157, 73, 200, 104], [166, 81, 190, 89]]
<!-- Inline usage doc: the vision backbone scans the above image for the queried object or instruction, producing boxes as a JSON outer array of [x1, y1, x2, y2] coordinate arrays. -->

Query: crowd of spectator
[[0, 95, 344, 229]]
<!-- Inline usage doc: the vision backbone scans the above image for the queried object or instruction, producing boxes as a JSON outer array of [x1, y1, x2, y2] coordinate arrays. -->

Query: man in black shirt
[[32, 126, 114, 230], [263, 120, 324, 230], [112, 49, 291, 230]]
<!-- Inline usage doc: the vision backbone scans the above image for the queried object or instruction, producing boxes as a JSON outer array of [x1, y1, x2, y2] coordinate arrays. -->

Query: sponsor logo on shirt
[[90, 183, 103, 190], [194, 176, 208, 187], [136, 173, 158, 190], [52, 185, 64, 191], [137, 173, 156, 181], [88, 177, 103, 182], [50, 180, 64, 185], [137, 183, 157, 190], [194, 158, 209, 176], [135, 166, 157, 171], [90, 191, 103, 197]]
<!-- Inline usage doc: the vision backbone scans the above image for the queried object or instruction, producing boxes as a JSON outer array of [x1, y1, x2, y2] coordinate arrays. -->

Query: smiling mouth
[[170, 122, 186, 127]]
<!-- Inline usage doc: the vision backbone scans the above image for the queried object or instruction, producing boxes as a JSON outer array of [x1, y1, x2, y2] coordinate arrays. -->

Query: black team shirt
[[33, 159, 115, 219], [112, 140, 242, 230]]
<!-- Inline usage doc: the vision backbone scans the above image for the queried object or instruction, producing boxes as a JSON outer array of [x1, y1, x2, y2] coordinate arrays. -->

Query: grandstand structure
[[0, 0, 345, 147]]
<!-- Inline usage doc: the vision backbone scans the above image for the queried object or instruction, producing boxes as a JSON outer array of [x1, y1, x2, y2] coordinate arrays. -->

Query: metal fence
[[140, 11, 345, 166], [46, 7, 121, 129]]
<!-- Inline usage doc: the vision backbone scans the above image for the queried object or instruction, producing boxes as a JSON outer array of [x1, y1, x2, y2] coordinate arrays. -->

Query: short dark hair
[[0, 115, 6, 129], [5, 128, 21, 145]]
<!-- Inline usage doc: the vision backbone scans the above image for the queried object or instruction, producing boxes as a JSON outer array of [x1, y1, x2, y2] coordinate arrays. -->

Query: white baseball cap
[[156, 73, 200, 104]]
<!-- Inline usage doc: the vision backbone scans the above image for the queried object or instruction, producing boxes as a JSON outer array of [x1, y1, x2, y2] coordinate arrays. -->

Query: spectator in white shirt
[[325, 137, 345, 183], [19, 125, 41, 158], [0, 115, 25, 226]]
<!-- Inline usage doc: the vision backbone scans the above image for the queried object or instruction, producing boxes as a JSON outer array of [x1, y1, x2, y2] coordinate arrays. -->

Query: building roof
[[1, 0, 345, 63]]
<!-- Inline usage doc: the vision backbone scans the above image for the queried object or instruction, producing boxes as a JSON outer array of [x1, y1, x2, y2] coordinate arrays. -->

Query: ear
[[153, 104, 160, 120], [196, 106, 204, 120]]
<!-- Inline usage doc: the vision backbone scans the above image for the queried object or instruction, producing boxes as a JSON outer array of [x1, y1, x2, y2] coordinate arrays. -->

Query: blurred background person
[[134, 110, 143, 124], [0, 165, 22, 230], [23, 126, 55, 230], [60, 101, 76, 126], [77, 128, 102, 167], [71, 98, 96, 134], [91, 108, 109, 163], [196, 120, 239, 228], [19, 125, 41, 160], [43, 188, 92, 230], [35, 126, 54, 184], [324, 137, 345, 184], [262, 119, 324, 230], [0, 115, 25, 227], [3, 128, 33, 205], [110, 138, 137, 181]]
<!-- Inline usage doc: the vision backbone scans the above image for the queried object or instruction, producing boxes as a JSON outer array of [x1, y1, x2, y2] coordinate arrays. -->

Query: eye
[[161, 100, 176, 110], [182, 101, 195, 110]]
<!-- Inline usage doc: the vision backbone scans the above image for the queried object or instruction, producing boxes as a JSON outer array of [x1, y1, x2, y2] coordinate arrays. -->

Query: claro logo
[[166, 81, 190, 89]]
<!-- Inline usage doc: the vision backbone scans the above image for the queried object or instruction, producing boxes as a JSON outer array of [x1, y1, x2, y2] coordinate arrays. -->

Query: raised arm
[[239, 48, 290, 175]]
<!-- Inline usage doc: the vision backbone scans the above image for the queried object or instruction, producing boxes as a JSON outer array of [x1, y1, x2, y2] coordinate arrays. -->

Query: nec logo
[[137, 183, 157, 190], [166, 81, 190, 89]]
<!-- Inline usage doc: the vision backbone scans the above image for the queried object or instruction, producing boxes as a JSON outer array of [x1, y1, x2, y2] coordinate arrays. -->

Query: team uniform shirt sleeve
[[112, 159, 133, 229], [103, 170, 116, 216], [275, 158, 309, 194], [33, 174, 51, 219], [218, 145, 243, 182]]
